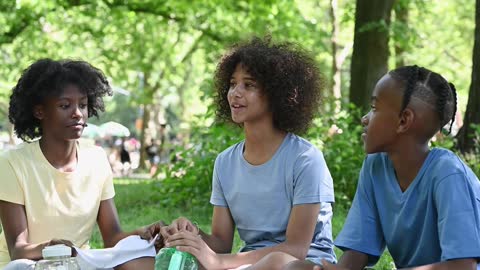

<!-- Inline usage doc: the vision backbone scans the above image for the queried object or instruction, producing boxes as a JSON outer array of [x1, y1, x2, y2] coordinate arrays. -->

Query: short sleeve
[[334, 158, 385, 265], [210, 157, 227, 207], [435, 173, 480, 261], [101, 174, 115, 200], [99, 149, 115, 200], [0, 154, 25, 205], [292, 147, 334, 205]]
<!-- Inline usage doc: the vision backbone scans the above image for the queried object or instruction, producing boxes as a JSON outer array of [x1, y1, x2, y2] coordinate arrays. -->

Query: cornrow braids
[[400, 65, 419, 114], [446, 83, 458, 134], [389, 65, 457, 135]]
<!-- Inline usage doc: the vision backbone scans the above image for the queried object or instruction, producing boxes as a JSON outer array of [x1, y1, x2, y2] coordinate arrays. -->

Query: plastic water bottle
[[35, 244, 80, 270], [154, 247, 198, 270]]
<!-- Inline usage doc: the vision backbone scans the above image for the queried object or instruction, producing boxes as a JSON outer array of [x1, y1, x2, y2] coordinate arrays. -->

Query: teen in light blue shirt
[[211, 133, 335, 263], [160, 37, 336, 270]]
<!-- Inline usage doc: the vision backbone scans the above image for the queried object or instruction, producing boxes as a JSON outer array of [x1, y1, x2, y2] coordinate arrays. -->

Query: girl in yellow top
[[0, 59, 161, 269]]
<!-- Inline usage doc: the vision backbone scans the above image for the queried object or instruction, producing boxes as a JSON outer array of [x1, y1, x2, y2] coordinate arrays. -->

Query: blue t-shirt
[[335, 148, 480, 268], [210, 133, 336, 263]]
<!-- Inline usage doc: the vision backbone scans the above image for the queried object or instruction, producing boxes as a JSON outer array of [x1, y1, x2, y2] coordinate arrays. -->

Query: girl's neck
[[39, 136, 78, 172], [387, 141, 430, 192], [243, 122, 287, 166]]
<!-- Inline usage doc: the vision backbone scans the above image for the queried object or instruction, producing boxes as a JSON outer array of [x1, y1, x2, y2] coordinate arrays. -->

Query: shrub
[[308, 104, 365, 207], [155, 120, 241, 208]]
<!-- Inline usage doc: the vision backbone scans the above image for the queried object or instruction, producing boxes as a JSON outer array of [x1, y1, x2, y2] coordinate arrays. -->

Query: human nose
[[72, 105, 83, 119], [361, 113, 369, 126], [229, 84, 243, 97]]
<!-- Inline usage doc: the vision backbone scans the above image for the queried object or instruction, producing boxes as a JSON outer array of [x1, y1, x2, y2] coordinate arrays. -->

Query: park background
[[0, 0, 479, 269]]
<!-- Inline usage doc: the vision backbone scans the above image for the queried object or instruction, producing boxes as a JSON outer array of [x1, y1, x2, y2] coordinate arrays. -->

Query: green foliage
[[154, 120, 242, 208], [153, 102, 367, 209], [308, 104, 365, 207], [431, 124, 480, 177]]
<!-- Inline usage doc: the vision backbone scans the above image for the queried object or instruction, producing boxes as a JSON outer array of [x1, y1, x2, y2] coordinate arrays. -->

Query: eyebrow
[[58, 96, 88, 101], [230, 75, 257, 81]]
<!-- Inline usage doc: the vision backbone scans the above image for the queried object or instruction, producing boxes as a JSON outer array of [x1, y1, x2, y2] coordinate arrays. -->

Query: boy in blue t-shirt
[[285, 65, 480, 270]]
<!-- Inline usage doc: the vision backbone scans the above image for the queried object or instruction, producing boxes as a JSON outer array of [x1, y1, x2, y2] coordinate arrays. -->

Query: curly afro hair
[[9, 59, 112, 142], [214, 36, 324, 134]]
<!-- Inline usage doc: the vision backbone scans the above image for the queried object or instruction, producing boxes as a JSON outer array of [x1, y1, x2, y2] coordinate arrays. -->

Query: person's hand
[[165, 231, 219, 269], [320, 259, 349, 270], [48, 238, 77, 257], [139, 220, 167, 252], [160, 217, 199, 239]]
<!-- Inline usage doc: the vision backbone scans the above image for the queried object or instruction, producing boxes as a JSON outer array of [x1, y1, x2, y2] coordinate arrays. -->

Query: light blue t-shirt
[[210, 133, 336, 264], [335, 148, 480, 268]]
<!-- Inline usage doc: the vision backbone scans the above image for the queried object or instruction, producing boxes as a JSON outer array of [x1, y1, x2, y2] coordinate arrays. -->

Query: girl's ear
[[33, 105, 44, 120], [397, 108, 414, 133]]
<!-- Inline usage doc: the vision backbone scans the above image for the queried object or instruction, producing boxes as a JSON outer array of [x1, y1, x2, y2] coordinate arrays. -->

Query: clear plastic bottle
[[154, 247, 198, 270], [35, 244, 80, 270]]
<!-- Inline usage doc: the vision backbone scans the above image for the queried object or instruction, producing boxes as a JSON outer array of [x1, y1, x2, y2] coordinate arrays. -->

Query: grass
[[87, 178, 395, 270]]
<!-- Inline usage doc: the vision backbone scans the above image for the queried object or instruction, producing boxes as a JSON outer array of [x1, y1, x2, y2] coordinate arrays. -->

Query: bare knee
[[251, 251, 298, 270], [282, 259, 316, 270], [114, 257, 154, 270]]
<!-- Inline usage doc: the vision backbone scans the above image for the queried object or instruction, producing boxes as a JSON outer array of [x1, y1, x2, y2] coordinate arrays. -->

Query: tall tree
[[349, 0, 395, 110], [457, 0, 480, 153], [393, 0, 410, 68], [330, 0, 352, 112]]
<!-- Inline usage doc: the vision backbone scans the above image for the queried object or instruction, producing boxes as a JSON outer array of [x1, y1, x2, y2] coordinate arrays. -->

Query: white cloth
[[74, 235, 156, 270], [3, 236, 156, 270], [3, 259, 35, 270]]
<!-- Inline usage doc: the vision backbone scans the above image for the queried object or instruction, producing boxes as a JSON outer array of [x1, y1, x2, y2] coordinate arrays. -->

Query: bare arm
[[96, 199, 145, 247], [214, 203, 321, 268], [335, 250, 369, 270], [0, 200, 73, 260], [206, 204, 321, 261], [200, 206, 235, 253], [168, 203, 321, 269]]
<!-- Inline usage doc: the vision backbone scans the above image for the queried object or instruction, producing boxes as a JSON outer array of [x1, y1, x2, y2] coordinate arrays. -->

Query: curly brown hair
[[214, 36, 324, 134], [9, 59, 112, 142]]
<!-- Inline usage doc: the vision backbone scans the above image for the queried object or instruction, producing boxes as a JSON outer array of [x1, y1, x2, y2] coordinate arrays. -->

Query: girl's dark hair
[[9, 59, 112, 141], [214, 36, 323, 134], [389, 65, 457, 134]]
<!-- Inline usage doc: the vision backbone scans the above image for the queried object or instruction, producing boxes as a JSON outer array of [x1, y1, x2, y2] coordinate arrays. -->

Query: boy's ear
[[397, 108, 414, 133], [33, 105, 44, 120]]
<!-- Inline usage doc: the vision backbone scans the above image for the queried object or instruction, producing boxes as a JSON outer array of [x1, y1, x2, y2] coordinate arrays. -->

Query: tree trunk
[[349, 0, 395, 110], [457, 0, 480, 153], [139, 103, 150, 170], [330, 0, 342, 112], [330, 0, 342, 102], [394, 0, 409, 68]]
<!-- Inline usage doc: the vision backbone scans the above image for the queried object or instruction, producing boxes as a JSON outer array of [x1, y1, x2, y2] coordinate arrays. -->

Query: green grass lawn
[[87, 178, 395, 270]]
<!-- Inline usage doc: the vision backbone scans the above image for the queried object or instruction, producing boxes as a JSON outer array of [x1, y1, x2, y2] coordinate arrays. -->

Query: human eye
[[59, 104, 70, 109], [79, 103, 88, 109], [229, 81, 237, 89], [245, 81, 257, 89]]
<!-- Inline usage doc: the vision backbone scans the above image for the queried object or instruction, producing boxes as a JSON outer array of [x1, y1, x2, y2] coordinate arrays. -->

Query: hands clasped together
[[144, 217, 222, 270]]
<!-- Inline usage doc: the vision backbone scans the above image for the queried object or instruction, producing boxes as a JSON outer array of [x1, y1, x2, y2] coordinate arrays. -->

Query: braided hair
[[389, 65, 457, 134]]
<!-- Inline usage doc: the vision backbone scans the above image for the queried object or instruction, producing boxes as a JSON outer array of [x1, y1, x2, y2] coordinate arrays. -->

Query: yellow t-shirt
[[0, 140, 115, 268]]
